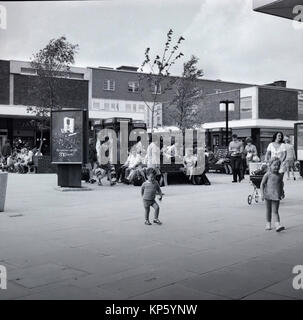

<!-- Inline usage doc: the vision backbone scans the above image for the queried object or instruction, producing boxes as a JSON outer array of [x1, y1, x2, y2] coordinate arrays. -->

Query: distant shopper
[[1, 140, 12, 159], [244, 137, 259, 174], [284, 135, 296, 181], [228, 134, 244, 183], [87, 138, 98, 183], [260, 158, 285, 232], [182, 148, 197, 182], [96, 136, 115, 186], [141, 167, 164, 226]]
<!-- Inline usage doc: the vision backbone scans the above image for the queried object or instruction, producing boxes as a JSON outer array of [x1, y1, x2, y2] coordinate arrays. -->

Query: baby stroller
[[247, 162, 267, 205]]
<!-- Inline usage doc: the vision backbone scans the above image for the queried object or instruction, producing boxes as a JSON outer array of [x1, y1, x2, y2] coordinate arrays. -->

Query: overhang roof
[[253, 0, 303, 20]]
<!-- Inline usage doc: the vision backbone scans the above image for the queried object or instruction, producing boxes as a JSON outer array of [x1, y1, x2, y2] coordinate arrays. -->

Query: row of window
[[92, 101, 146, 113], [20, 67, 85, 79], [103, 79, 161, 94]]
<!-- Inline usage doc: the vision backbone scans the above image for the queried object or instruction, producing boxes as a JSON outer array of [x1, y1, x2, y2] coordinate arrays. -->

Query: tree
[[138, 29, 185, 131], [167, 55, 204, 130], [27, 36, 79, 153]]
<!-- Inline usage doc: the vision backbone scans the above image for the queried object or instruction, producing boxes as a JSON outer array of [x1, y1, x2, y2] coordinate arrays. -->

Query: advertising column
[[51, 109, 88, 187]]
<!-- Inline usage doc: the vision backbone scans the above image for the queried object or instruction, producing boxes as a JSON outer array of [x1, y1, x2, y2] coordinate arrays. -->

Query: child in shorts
[[141, 167, 164, 225], [260, 158, 285, 232]]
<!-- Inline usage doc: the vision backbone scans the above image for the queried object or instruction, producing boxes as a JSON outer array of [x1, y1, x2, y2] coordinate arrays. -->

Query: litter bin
[[0, 172, 8, 212]]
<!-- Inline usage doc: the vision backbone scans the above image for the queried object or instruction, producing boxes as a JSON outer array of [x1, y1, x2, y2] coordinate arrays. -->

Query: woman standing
[[244, 137, 259, 169], [265, 132, 287, 167]]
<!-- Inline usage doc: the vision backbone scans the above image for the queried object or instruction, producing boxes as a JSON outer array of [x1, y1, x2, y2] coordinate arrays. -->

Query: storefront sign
[[51, 110, 83, 164]]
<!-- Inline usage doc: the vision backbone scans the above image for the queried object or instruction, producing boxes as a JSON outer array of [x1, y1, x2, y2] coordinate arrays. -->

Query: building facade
[[1, 58, 302, 157], [202, 82, 303, 156]]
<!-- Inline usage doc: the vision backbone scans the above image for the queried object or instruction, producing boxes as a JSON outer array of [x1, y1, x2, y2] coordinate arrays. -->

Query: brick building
[[88, 65, 252, 129], [1, 58, 302, 158], [0, 60, 89, 153]]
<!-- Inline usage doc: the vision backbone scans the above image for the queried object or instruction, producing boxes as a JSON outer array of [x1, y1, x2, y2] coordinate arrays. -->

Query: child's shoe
[[275, 223, 285, 232], [145, 220, 152, 225], [265, 223, 272, 231], [153, 219, 162, 225]]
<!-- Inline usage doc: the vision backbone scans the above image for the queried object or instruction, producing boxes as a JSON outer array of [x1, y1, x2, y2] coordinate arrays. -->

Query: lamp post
[[219, 100, 235, 147]]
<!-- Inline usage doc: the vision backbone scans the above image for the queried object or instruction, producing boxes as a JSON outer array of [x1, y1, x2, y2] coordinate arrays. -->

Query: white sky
[[0, 0, 303, 88]]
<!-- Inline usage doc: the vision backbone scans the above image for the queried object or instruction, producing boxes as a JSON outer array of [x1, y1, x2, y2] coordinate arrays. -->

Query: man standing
[[228, 134, 244, 183]]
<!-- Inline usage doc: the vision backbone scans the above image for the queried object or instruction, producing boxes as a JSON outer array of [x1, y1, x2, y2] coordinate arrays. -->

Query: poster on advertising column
[[295, 123, 303, 161], [51, 109, 83, 164]]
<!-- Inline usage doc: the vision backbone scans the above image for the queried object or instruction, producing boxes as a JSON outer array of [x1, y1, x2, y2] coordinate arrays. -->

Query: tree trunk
[[151, 107, 154, 132]]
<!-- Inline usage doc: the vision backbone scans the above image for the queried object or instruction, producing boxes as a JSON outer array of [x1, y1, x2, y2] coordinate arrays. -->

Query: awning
[[253, 0, 303, 20]]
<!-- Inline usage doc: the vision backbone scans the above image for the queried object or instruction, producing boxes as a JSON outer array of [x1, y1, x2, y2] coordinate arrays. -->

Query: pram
[[247, 162, 267, 205]]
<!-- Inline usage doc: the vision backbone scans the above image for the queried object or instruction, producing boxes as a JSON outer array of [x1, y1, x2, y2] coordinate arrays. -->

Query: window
[[125, 104, 132, 112], [128, 81, 139, 93], [110, 103, 119, 111], [104, 103, 110, 111], [298, 99, 303, 120], [103, 80, 115, 91], [153, 83, 161, 94], [139, 105, 145, 113], [21, 67, 37, 75], [69, 72, 84, 80], [92, 101, 100, 110], [133, 104, 137, 112], [240, 96, 252, 119]]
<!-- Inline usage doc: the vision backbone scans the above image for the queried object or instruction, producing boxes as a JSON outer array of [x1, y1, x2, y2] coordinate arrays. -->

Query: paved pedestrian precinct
[[0, 173, 303, 300]]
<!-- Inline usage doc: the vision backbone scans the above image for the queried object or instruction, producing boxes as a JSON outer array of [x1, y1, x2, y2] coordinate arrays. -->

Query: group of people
[[0, 139, 42, 174], [229, 131, 298, 233], [228, 132, 297, 183], [86, 135, 204, 187], [228, 134, 260, 183]]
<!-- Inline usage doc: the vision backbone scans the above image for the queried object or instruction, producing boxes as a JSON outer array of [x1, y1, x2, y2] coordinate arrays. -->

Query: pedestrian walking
[[284, 135, 296, 180], [260, 158, 285, 232], [141, 167, 164, 225]]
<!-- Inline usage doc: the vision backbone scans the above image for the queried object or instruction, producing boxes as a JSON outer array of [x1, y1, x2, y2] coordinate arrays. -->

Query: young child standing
[[260, 158, 285, 232], [141, 167, 164, 225]]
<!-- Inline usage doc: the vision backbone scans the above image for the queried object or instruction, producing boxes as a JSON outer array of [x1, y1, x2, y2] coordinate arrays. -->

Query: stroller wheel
[[255, 195, 259, 203], [247, 195, 252, 205]]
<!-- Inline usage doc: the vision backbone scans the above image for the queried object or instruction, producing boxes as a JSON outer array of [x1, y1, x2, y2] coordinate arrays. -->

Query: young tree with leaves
[[138, 29, 185, 131], [167, 55, 204, 130], [27, 36, 79, 153]]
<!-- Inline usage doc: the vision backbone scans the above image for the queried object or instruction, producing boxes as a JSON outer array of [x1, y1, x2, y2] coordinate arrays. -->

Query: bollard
[[0, 172, 8, 212]]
